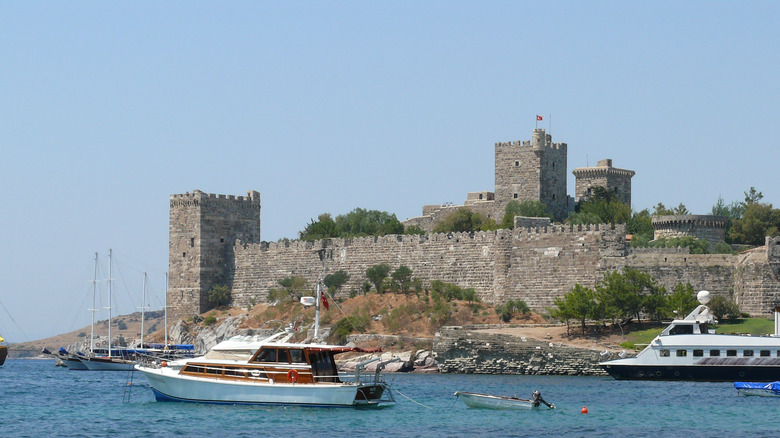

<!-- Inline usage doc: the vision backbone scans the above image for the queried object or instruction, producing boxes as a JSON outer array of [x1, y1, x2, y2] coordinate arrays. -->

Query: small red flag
[[536, 115, 543, 121], [321, 292, 329, 310]]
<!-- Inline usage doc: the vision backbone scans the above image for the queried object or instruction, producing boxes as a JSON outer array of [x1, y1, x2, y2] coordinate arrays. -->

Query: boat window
[[743, 350, 754, 357], [761, 350, 771, 357], [224, 368, 246, 378], [205, 365, 222, 375], [676, 350, 687, 357], [289, 349, 306, 363], [710, 350, 720, 356], [727, 350, 737, 357], [253, 348, 276, 363], [669, 324, 694, 335], [277, 349, 289, 363], [693, 350, 703, 357], [659, 349, 670, 357]]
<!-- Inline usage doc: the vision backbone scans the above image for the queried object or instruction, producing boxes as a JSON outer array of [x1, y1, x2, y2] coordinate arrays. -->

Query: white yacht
[[600, 291, 780, 381]]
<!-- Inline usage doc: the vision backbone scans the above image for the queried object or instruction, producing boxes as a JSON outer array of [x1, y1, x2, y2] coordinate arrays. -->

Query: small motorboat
[[454, 390, 554, 410], [735, 381, 780, 397]]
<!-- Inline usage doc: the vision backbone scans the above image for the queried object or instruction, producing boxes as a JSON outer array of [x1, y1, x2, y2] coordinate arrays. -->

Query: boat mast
[[107, 248, 113, 356], [164, 272, 168, 347], [89, 252, 98, 354], [140, 272, 147, 348]]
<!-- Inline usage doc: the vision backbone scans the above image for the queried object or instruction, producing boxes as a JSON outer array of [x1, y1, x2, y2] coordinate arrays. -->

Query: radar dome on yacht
[[697, 290, 710, 304]]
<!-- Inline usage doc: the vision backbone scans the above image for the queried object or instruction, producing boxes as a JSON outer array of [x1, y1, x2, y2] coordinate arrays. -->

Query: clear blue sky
[[1, 1, 778, 342]]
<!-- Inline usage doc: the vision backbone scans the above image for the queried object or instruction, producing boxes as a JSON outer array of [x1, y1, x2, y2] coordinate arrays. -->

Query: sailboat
[[80, 249, 135, 371]]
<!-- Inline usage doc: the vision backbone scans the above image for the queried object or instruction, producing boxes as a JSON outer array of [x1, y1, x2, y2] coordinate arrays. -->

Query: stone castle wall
[[230, 230, 514, 309]]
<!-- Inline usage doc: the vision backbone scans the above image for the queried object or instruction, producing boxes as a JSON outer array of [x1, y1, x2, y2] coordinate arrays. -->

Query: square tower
[[494, 129, 568, 221], [572, 159, 635, 207], [168, 190, 261, 320]]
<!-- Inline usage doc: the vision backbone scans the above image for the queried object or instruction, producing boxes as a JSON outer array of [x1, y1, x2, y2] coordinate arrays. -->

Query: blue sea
[[2, 359, 778, 437]]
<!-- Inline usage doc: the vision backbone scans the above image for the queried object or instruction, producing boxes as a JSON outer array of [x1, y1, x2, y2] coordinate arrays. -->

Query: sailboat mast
[[108, 248, 113, 356], [140, 272, 147, 348], [90, 252, 98, 353], [164, 272, 168, 347]]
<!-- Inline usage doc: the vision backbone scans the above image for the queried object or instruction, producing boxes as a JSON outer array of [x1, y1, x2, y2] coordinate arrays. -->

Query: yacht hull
[[82, 357, 135, 371], [601, 363, 780, 381], [137, 366, 383, 407]]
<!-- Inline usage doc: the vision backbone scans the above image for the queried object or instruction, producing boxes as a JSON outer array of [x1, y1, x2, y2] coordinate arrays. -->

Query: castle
[[167, 130, 780, 321]]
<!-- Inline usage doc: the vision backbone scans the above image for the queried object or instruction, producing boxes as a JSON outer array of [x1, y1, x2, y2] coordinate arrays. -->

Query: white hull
[[64, 357, 89, 370], [455, 392, 535, 410], [82, 357, 135, 371], [137, 366, 374, 406]]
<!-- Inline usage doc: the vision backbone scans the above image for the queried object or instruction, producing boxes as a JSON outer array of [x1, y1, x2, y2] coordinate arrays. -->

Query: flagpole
[[549, 114, 551, 135]]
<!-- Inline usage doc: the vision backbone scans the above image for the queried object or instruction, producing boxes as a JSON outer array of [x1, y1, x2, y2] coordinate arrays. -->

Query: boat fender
[[160, 361, 168, 367], [288, 369, 299, 383]]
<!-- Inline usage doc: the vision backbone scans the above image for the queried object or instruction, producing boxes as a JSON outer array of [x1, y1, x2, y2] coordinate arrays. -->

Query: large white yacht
[[600, 291, 780, 381]]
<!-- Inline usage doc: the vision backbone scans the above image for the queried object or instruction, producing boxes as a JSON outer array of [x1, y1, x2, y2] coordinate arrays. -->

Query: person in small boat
[[532, 390, 554, 409]]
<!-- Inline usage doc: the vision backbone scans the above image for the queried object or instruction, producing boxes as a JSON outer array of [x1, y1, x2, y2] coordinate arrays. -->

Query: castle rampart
[[652, 214, 728, 246]]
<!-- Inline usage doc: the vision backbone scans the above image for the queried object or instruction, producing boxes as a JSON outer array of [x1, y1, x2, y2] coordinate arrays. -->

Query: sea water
[[1, 359, 777, 437]]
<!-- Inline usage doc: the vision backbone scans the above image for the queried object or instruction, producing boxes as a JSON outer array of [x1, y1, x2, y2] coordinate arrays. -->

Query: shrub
[[208, 285, 231, 307], [708, 295, 741, 320], [203, 316, 217, 326]]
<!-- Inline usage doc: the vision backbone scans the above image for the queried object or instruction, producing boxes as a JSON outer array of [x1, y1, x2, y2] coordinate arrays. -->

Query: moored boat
[[735, 381, 780, 397], [454, 390, 554, 410], [0, 335, 7, 366], [135, 250, 397, 407], [600, 291, 780, 381]]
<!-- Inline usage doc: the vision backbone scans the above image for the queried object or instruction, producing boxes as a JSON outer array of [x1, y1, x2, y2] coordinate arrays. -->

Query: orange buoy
[[581, 406, 588, 414], [287, 369, 299, 383], [160, 361, 168, 367]]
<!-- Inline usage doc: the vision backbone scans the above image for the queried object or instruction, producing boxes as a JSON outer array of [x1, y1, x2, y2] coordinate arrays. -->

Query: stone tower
[[572, 159, 635, 207], [494, 129, 568, 221], [168, 190, 261, 319]]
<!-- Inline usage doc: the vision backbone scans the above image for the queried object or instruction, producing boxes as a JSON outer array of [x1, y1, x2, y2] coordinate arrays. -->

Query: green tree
[[596, 268, 658, 325], [555, 284, 598, 334], [462, 288, 479, 304], [404, 225, 426, 235], [729, 202, 780, 245], [334, 208, 404, 237], [671, 203, 690, 215], [569, 186, 631, 225], [667, 282, 699, 317], [267, 276, 308, 302], [390, 265, 414, 294], [433, 208, 496, 233], [653, 203, 673, 216], [324, 270, 350, 295], [208, 284, 231, 307], [299, 213, 337, 241], [549, 297, 576, 336], [708, 295, 741, 320], [366, 263, 392, 294], [500, 200, 552, 228], [627, 209, 653, 243], [649, 236, 710, 254]]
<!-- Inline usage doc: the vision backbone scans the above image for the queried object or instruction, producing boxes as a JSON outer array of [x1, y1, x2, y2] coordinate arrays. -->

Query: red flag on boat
[[321, 292, 330, 310]]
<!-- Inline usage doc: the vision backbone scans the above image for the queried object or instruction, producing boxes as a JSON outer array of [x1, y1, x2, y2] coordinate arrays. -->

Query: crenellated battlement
[[513, 222, 626, 238], [170, 190, 260, 208], [494, 140, 567, 150]]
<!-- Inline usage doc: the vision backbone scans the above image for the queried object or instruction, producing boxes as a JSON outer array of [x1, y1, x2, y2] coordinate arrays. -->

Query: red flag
[[321, 292, 329, 310], [536, 115, 543, 121]]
